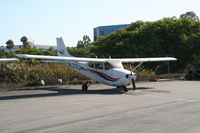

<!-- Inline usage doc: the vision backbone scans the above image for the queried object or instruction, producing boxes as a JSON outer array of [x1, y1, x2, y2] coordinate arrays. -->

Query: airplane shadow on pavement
[[0, 86, 153, 101]]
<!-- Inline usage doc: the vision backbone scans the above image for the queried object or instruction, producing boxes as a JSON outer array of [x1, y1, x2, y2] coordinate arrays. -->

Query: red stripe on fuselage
[[88, 69, 120, 81]]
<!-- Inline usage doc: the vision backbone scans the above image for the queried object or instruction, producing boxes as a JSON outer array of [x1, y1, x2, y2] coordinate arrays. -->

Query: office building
[[94, 24, 130, 41]]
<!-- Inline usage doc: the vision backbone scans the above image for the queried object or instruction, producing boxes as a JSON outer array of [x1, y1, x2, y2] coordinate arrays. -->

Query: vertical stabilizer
[[56, 37, 72, 57]]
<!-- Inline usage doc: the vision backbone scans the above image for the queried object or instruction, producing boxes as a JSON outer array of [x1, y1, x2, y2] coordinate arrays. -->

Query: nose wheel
[[132, 79, 136, 91], [123, 86, 128, 92]]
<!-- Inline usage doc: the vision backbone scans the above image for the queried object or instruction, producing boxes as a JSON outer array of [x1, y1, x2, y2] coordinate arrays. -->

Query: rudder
[[56, 37, 72, 57]]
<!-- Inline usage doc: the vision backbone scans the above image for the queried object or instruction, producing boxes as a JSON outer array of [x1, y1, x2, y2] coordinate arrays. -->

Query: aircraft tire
[[82, 84, 88, 92]]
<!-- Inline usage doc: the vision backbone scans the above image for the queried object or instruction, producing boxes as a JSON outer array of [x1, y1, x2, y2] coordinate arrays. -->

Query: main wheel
[[82, 84, 88, 92]]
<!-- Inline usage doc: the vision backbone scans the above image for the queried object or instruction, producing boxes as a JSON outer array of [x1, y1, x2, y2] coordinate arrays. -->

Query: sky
[[0, 0, 199, 47]]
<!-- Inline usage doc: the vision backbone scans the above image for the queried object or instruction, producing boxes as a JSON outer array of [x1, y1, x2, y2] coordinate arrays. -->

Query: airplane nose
[[125, 72, 137, 90], [133, 73, 137, 77], [125, 73, 137, 80]]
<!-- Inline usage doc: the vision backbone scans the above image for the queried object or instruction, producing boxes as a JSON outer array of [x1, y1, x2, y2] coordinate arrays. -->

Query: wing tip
[[169, 57, 177, 61]]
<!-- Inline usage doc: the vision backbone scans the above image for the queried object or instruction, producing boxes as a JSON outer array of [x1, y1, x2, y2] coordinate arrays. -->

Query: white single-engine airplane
[[0, 58, 18, 62], [17, 37, 177, 92]]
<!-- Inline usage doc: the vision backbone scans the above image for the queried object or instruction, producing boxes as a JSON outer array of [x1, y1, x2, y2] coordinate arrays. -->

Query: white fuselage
[[63, 60, 136, 87]]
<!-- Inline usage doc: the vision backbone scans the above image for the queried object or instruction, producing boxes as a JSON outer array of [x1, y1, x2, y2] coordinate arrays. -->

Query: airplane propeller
[[129, 64, 136, 90]]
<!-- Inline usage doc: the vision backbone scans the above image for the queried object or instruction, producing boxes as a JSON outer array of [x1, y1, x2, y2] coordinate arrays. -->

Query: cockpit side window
[[95, 62, 103, 70], [88, 62, 113, 70], [88, 62, 94, 68]]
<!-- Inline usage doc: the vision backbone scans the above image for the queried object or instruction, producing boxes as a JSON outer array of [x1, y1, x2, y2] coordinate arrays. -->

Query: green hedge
[[0, 61, 89, 85]]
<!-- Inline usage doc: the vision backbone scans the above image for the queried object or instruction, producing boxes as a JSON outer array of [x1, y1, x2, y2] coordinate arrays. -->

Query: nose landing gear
[[117, 86, 128, 92], [122, 86, 128, 92]]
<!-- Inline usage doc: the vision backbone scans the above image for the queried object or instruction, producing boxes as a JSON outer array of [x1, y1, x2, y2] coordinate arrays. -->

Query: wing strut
[[132, 62, 143, 71], [128, 62, 143, 90]]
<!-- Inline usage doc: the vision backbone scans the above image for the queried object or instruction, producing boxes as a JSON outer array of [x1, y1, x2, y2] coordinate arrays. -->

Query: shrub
[[0, 61, 89, 85]]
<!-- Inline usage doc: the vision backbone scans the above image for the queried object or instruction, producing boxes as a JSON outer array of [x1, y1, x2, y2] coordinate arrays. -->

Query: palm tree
[[20, 36, 31, 48], [6, 39, 14, 53]]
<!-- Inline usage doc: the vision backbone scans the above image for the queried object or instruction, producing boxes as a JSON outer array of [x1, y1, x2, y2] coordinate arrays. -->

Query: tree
[[83, 35, 91, 46], [48, 46, 55, 52], [20, 36, 31, 48], [77, 40, 84, 48], [6, 39, 14, 52], [77, 35, 91, 48], [90, 17, 200, 73], [180, 11, 199, 21], [127, 21, 146, 31]]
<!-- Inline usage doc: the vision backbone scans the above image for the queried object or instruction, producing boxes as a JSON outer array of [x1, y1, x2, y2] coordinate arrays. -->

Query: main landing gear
[[82, 81, 94, 92], [82, 83, 88, 92]]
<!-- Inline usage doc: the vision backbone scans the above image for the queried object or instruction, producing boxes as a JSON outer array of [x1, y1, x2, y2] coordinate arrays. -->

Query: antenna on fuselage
[[107, 54, 111, 59]]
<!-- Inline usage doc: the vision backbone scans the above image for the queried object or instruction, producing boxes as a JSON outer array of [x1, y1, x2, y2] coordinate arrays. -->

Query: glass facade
[[94, 24, 130, 41]]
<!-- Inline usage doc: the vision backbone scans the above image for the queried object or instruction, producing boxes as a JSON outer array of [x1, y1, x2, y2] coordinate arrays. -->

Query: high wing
[[120, 57, 177, 63], [0, 58, 18, 62], [17, 54, 177, 63], [17, 54, 107, 62]]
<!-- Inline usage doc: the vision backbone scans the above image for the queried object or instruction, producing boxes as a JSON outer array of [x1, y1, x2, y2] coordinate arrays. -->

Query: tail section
[[56, 37, 73, 57]]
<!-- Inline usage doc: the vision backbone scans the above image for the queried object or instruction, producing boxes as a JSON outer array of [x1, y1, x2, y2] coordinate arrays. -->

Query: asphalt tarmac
[[0, 81, 200, 133]]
